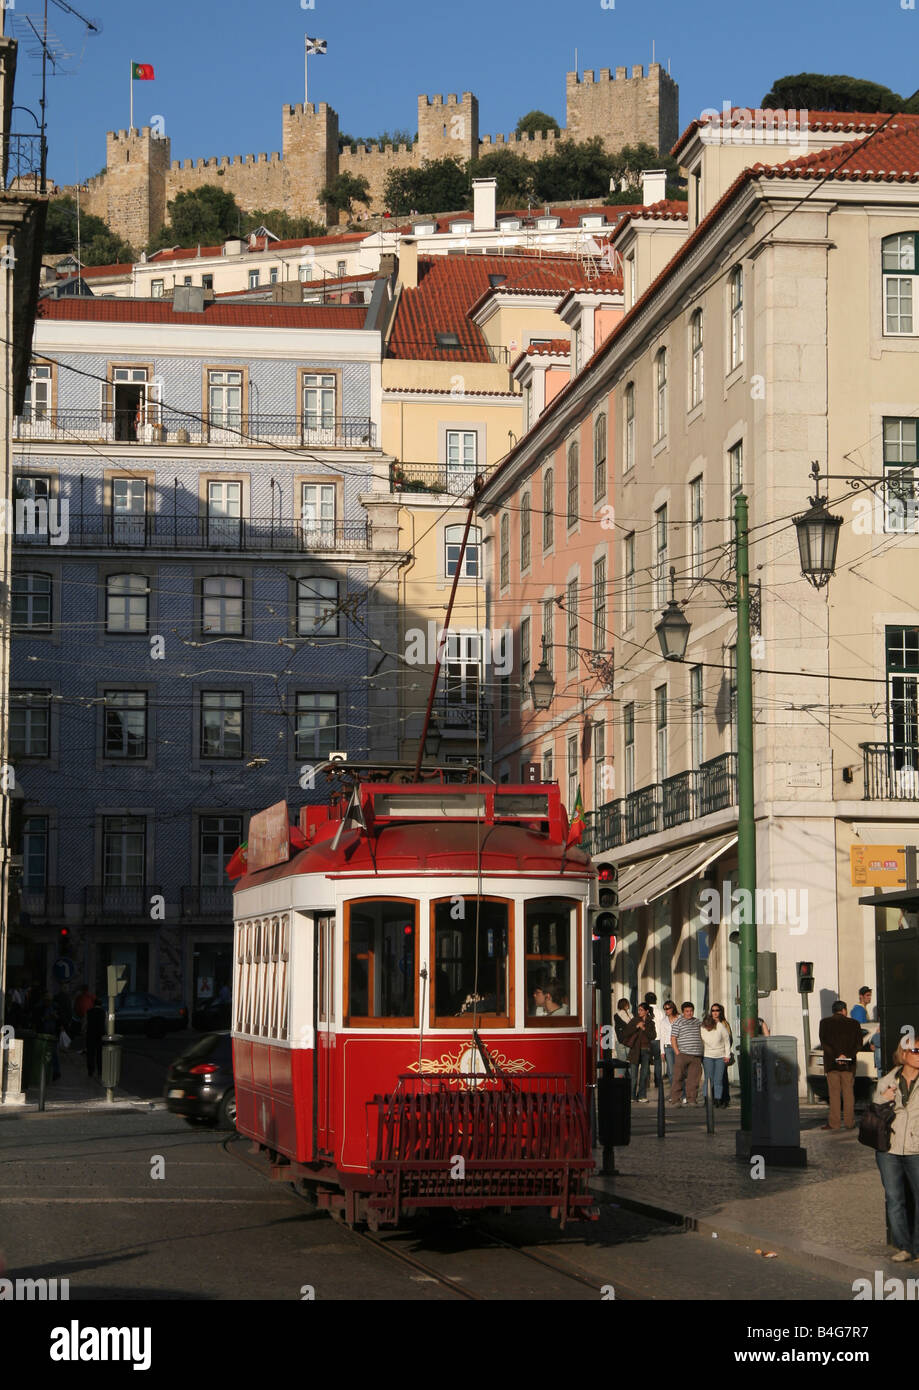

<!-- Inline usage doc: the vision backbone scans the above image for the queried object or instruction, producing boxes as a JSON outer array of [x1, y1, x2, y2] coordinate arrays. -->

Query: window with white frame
[[624, 382, 635, 470], [624, 532, 635, 629], [201, 691, 244, 760], [302, 374, 336, 432], [445, 632, 482, 708], [882, 234, 919, 336], [655, 349, 668, 442], [691, 665, 704, 770], [567, 577, 578, 671], [653, 504, 668, 608], [301, 483, 336, 543], [248, 270, 259, 289], [446, 430, 477, 491], [12, 572, 51, 631], [151, 280, 164, 298], [295, 692, 338, 759], [297, 576, 339, 635], [208, 370, 242, 430], [655, 684, 668, 781], [202, 576, 244, 636], [543, 469, 554, 550], [520, 617, 530, 707], [593, 555, 606, 653], [111, 478, 147, 545], [690, 476, 703, 579], [207, 480, 242, 545], [23, 815, 48, 892], [520, 493, 531, 569], [337, 259, 347, 278], [623, 703, 635, 796], [690, 310, 704, 407], [567, 442, 579, 525], [500, 514, 509, 588], [542, 598, 553, 673], [103, 815, 145, 888], [10, 690, 51, 758], [594, 413, 607, 501], [445, 523, 480, 578], [23, 364, 51, 421], [883, 417, 919, 532], [106, 574, 149, 633], [543, 746, 553, 782], [269, 267, 279, 284], [200, 815, 243, 886], [729, 267, 744, 368]]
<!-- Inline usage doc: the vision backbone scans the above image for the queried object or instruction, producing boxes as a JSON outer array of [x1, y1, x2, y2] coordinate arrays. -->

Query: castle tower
[[282, 102, 339, 224], [104, 126, 171, 252], [565, 64, 679, 157], [417, 92, 479, 166]]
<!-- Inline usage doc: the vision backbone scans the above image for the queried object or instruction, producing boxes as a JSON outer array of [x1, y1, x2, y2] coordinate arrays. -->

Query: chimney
[[472, 176, 497, 232], [398, 238, 419, 290], [641, 169, 667, 207]]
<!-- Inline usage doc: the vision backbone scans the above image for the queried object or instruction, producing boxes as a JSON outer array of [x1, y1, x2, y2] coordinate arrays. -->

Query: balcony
[[14, 514, 372, 553], [181, 885, 234, 918], [584, 752, 738, 855], [390, 461, 481, 497], [18, 886, 65, 923], [13, 410, 377, 450], [862, 743, 919, 800], [5, 133, 44, 191], [436, 697, 489, 738], [83, 885, 164, 922]]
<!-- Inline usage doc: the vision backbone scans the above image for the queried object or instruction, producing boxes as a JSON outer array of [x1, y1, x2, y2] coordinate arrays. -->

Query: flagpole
[[304, 37, 308, 106], [130, 61, 133, 132]]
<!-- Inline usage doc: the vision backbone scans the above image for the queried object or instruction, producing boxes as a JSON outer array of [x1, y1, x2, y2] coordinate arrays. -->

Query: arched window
[[543, 468, 554, 550], [594, 413, 607, 501], [655, 349, 668, 442], [729, 267, 744, 368], [882, 233, 919, 336], [499, 514, 509, 588], [106, 573, 149, 633], [690, 310, 704, 407], [445, 523, 481, 579], [624, 383, 635, 470], [520, 493, 531, 569], [567, 442, 579, 526]]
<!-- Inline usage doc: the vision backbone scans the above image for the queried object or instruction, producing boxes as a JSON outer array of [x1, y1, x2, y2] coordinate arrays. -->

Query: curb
[[2, 1096, 166, 1117]]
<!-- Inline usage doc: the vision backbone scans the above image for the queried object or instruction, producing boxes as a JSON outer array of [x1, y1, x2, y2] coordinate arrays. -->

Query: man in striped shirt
[[670, 1001, 704, 1106]]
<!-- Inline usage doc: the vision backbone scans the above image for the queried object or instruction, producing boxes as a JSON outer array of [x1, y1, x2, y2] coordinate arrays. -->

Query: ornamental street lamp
[[653, 497, 759, 1139], [794, 462, 844, 589], [529, 638, 556, 710]]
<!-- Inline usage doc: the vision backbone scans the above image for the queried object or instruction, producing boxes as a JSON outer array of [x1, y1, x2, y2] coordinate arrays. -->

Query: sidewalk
[[2, 1040, 163, 1115], [591, 1087, 893, 1287]]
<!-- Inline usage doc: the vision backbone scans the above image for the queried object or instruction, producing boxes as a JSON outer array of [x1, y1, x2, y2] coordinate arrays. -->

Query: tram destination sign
[[248, 800, 292, 873], [850, 844, 906, 887]]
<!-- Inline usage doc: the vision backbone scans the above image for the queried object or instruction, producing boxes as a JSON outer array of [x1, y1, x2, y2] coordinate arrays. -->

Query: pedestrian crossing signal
[[796, 961, 814, 993]]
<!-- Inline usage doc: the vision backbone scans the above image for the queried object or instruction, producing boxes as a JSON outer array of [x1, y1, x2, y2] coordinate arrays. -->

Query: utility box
[[739, 1036, 807, 1167], [596, 1059, 631, 1147]]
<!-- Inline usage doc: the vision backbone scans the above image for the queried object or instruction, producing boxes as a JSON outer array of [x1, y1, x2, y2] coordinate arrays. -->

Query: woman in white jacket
[[700, 1005, 732, 1108], [875, 1041, 919, 1262]]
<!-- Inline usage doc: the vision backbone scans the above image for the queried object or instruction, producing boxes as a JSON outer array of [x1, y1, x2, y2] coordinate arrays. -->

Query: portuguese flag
[[566, 785, 585, 847], [132, 63, 155, 80]]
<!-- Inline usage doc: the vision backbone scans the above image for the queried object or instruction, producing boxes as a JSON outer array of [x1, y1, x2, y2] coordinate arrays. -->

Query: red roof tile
[[751, 116, 919, 181], [75, 262, 133, 278], [36, 299, 369, 329], [388, 252, 621, 362], [671, 108, 897, 158], [526, 338, 570, 356]]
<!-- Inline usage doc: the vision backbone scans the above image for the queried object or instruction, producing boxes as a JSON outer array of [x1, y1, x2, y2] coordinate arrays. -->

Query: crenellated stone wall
[[59, 64, 678, 251]]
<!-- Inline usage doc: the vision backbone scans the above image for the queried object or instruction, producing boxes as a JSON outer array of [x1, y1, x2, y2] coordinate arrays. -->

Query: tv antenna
[[9, 0, 101, 193]]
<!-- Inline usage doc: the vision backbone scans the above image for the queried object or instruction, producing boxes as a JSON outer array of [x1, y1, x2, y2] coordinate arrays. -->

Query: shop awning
[[618, 832, 738, 913]]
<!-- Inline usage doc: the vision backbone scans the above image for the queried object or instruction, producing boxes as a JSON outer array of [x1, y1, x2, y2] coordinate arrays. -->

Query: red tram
[[231, 773, 597, 1228]]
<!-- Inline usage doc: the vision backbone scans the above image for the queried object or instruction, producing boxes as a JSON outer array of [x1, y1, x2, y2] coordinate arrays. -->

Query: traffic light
[[58, 926, 70, 956], [796, 961, 815, 993], [591, 862, 619, 938]]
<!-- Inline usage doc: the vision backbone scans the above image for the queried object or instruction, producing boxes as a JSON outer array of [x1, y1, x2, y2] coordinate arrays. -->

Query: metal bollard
[[706, 1081, 716, 1134], [655, 1052, 666, 1137]]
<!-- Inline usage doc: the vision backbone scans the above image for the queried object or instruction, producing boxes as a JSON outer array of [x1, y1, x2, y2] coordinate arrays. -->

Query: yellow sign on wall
[[850, 845, 907, 887]]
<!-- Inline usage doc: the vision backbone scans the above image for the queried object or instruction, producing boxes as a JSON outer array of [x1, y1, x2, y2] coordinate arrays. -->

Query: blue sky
[[12, 0, 919, 188]]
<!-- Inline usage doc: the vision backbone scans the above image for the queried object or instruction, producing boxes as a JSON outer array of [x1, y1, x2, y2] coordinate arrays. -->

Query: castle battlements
[[79, 63, 677, 252]]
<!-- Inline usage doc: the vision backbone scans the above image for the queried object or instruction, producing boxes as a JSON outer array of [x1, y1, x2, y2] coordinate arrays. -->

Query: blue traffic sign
[[53, 958, 76, 982]]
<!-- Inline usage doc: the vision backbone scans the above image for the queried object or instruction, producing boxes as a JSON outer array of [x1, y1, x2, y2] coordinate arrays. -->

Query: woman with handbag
[[873, 1042, 919, 1262]]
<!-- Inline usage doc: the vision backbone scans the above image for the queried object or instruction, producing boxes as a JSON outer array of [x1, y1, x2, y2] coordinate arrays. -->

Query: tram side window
[[525, 897, 576, 1023], [433, 898, 511, 1023], [346, 899, 416, 1022]]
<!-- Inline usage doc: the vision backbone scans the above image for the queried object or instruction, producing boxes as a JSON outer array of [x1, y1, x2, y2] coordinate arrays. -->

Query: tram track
[[223, 1134, 623, 1301]]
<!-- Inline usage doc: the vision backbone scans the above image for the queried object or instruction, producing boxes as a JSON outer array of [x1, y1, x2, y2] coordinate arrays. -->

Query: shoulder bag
[[857, 1100, 896, 1152]]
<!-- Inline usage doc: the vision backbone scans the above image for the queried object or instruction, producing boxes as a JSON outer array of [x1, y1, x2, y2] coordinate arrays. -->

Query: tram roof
[[238, 782, 593, 886]]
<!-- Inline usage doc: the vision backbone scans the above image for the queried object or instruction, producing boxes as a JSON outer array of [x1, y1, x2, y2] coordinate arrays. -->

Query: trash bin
[[597, 1058, 632, 1147], [101, 1034, 123, 1089], [30, 1033, 55, 1089]]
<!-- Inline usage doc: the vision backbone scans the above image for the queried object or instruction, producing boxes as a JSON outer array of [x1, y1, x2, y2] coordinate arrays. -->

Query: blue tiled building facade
[[8, 300, 402, 1009]]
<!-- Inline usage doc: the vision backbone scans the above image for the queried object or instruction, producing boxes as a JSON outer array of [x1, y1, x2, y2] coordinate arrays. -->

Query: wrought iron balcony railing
[[14, 513, 372, 552], [5, 134, 45, 191], [435, 697, 489, 736], [696, 752, 738, 817], [18, 886, 65, 922], [13, 410, 377, 449], [390, 461, 481, 497], [181, 885, 235, 918], [661, 770, 694, 829], [861, 743, 919, 800], [84, 885, 163, 921], [584, 752, 739, 856]]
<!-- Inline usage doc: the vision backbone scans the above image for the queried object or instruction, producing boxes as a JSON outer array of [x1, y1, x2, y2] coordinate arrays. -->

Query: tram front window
[[433, 898, 510, 1024], [346, 899, 416, 1023], [525, 897, 576, 1024]]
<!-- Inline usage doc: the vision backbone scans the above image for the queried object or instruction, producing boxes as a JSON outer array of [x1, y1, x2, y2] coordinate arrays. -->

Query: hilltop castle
[[64, 64, 679, 251]]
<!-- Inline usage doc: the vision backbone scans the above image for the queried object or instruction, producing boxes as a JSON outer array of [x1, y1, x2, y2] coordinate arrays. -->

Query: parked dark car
[[192, 996, 231, 1032], [114, 991, 188, 1038], [165, 1032, 235, 1129]]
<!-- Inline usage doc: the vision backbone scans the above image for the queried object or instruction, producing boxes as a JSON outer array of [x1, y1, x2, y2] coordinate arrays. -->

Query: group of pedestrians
[[3, 980, 106, 1081], [613, 991, 744, 1107]]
